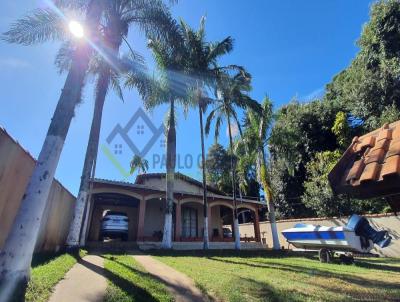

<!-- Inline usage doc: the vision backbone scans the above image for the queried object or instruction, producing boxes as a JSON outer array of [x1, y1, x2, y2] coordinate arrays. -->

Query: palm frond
[[2, 8, 66, 45], [205, 107, 217, 136], [207, 36, 234, 62], [229, 108, 243, 138], [214, 114, 223, 143], [110, 73, 124, 102], [54, 41, 74, 74]]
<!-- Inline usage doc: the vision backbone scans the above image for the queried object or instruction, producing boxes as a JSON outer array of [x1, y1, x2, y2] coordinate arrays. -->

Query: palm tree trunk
[[66, 69, 109, 249], [199, 103, 209, 249], [267, 198, 280, 250], [258, 152, 280, 250], [161, 99, 176, 249], [0, 3, 101, 301], [227, 114, 240, 250], [67, 17, 122, 249]]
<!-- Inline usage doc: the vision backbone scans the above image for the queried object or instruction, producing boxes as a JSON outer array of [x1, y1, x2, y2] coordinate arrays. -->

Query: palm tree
[[179, 17, 234, 249], [130, 155, 149, 176], [205, 69, 261, 250], [0, 2, 102, 299], [133, 19, 190, 249], [64, 0, 174, 250], [240, 96, 280, 250]]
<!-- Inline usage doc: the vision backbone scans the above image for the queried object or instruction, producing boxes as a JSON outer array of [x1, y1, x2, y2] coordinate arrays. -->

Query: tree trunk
[[267, 199, 280, 250], [227, 114, 240, 250], [66, 70, 109, 249], [199, 103, 209, 249], [0, 3, 102, 301], [67, 18, 122, 249], [257, 152, 280, 250], [161, 99, 176, 249]]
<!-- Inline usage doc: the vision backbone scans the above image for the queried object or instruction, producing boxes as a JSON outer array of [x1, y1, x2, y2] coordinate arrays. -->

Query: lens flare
[[69, 20, 84, 38]]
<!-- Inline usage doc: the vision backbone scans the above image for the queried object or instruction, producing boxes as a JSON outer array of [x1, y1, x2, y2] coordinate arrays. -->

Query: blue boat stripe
[[282, 231, 346, 240]]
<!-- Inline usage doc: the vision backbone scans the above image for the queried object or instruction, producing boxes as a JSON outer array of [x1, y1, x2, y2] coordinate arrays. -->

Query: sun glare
[[68, 20, 84, 38]]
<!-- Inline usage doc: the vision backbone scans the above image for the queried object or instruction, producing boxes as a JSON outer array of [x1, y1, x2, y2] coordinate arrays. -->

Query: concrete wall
[[238, 213, 400, 258], [0, 127, 75, 252]]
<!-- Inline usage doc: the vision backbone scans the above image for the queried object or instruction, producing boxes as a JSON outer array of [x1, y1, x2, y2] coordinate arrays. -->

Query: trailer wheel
[[339, 254, 354, 265], [319, 248, 333, 263]]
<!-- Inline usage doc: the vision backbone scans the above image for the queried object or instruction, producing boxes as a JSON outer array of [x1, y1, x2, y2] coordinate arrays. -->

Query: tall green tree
[[179, 17, 234, 249], [205, 143, 237, 193], [205, 69, 260, 250], [140, 18, 190, 248], [325, 0, 400, 130], [269, 99, 340, 218], [240, 96, 280, 249], [0, 2, 102, 299], [64, 0, 174, 249]]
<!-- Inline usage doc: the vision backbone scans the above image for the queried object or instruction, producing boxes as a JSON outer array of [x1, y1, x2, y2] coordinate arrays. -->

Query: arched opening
[[143, 197, 176, 241], [87, 192, 140, 242], [237, 206, 261, 242], [209, 204, 234, 242]]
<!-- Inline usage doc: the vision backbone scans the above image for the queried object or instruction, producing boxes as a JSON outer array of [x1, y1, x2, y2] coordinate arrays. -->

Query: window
[[182, 207, 198, 238]]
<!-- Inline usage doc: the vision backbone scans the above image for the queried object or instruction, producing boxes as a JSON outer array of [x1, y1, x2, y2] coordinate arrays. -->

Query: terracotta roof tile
[[377, 128, 392, 141], [364, 148, 386, 164], [370, 139, 390, 152], [354, 136, 375, 152], [386, 139, 400, 158], [359, 162, 381, 183], [345, 160, 365, 183], [391, 127, 400, 140], [329, 120, 400, 211], [381, 155, 400, 178]]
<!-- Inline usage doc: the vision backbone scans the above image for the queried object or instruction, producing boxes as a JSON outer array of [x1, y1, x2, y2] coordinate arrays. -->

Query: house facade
[[83, 173, 263, 244]]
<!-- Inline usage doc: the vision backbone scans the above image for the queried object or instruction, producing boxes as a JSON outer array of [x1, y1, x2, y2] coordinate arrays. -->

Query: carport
[[87, 192, 140, 242]]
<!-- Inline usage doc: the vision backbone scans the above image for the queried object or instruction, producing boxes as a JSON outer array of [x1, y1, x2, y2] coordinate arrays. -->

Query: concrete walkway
[[133, 254, 207, 302], [49, 255, 107, 302]]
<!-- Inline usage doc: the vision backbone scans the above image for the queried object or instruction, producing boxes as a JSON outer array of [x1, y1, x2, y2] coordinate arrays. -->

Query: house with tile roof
[[82, 172, 264, 247], [328, 121, 400, 213]]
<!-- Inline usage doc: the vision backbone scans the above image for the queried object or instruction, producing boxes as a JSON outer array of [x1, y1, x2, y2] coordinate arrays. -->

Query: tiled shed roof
[[328, 120, 400, 212]]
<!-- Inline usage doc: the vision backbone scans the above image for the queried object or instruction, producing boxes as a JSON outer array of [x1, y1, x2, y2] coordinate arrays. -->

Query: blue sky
[[0, 0, 372, 195]]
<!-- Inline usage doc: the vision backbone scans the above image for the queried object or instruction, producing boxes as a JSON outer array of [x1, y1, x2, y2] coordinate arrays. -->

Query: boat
[[281, 214, 392, 262]]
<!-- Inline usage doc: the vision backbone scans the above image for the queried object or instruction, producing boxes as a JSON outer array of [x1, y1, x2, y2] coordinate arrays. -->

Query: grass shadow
[[79, 257, 160, 302], [31, 251, 65, 268], [104, 256, 213, 302], [206, 256, 399, 292]]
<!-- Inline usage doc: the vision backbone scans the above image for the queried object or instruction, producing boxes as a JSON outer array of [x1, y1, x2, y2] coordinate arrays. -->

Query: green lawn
[[26, 251, 86, 302], [151, 250, 400, 302], [103, 255, 173, 302]]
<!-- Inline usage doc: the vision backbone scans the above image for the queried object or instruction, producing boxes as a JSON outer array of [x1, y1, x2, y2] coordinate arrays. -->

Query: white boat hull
[[282, 225, 373, 253]]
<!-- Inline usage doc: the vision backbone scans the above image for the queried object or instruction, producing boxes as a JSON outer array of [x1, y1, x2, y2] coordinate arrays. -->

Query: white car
[[100, 211, 129, 241]]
